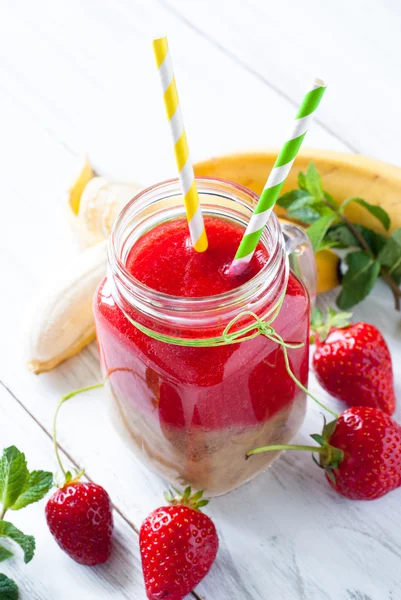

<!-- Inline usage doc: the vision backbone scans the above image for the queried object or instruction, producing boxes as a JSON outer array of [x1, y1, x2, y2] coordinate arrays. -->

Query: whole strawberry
[[311, 308, 395, 414], [140, 487, 218, 600], [46, 384, 114, 565], [248, 406, 401, 500], [322, 406, 401, 499], [46, 480, 113, 565]]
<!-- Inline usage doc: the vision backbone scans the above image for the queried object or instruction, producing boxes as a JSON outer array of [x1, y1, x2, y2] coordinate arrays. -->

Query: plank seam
[[155, 0, 359, 154], [0, 379, 204, 599]]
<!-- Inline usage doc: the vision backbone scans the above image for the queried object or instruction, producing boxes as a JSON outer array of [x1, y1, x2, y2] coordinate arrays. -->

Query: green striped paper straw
[[230, 78, 326, 275]]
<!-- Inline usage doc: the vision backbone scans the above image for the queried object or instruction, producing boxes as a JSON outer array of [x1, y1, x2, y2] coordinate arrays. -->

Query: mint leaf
[[0, 547, 13, 562], [277, 189, 311, 208], [341, 197, 391, 230], [305, 163, 323, 199], [355, 225, 387, 255], [298, 171, 307, 190], [286, 194, 322, 224], [337, 251, 381, 309], [0, 448, 28, 513], [378, 228, 401, 284], [323, 191, 339, 210], [326, 224, 360, 248], [0, 522, 35, 564], [0, 574, 18, 600], [11, 471, 53, 511], [326, 224, 387, 254], [306, 214, 337, 251], [288, 206, 323, 224]]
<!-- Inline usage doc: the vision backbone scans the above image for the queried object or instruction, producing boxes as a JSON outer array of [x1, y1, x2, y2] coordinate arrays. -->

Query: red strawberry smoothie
[[94, 216, 309, 495]]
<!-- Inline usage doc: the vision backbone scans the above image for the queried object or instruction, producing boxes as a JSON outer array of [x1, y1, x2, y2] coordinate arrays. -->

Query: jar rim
[[109, 177, 287, 315]]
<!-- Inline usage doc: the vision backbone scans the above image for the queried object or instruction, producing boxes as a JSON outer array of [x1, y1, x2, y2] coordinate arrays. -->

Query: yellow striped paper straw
[[153, 37, 208, 252]]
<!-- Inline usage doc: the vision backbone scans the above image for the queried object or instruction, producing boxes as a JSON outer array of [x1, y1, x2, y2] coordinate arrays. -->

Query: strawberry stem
[[280, 342, 339, 418], [247, 443, 325, 457], [53, 384, 104, 478]]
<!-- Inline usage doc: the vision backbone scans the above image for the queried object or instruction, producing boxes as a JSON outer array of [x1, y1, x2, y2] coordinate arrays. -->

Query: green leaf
[[0, 448, 28, 513], [337, 251, 381, 309], [10, 471, 53, 511], [316, 240, 340, 250], [355, 225, 387, 255], [277, 189, 311, 208], [287, 205, 322, 224], [325, 307, 352, 328], [0, 547, 13, 562], [378, 228, 401, 283], [310, 434, 325, 446], [323, 191, 339, 210], [341, 197, 391, 230], [306, 214, 337, 251], [0, 574, 18, 600], [310, 308, 323, 329], [0, 522, 35, 564], [298, 171, 307, 190], [305, 163, 323, 199], [322, 418, 338, 440], [326, 224, 360, 248], [325, 469, 337, 485]]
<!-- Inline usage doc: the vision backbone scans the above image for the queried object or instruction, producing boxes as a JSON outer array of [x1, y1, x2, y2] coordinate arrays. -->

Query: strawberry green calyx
[[53, 383, 103, 485], [310, 307, 353, 343], [164, 486, 210, 512], [247, 416, 344, 482]]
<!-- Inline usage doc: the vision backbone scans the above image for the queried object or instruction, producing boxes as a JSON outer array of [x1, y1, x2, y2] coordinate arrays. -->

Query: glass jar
[[93, 178, 315, 496]]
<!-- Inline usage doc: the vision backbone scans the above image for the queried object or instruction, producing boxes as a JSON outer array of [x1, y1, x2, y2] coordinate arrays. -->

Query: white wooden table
[[1, 1, 401, 598]]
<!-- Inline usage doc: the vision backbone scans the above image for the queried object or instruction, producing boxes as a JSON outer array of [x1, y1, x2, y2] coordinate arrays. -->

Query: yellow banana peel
[[194, 149, 401, 293], [68, 155, 97, 215], [68, 149, 401, 296], [194, 149, 401, 234]]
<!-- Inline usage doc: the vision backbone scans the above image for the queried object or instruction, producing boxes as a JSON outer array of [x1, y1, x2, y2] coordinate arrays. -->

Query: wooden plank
[[0, 0, 350, 185], [0, 1, 400, 598], [156, 0, 401, 165], [0, 382, 148, 599], [1, 214, 401, 600]]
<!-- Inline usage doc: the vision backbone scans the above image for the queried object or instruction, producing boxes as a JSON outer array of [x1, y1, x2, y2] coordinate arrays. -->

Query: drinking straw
[[153, 36, 208, 252], [230, 79, 326, 274]]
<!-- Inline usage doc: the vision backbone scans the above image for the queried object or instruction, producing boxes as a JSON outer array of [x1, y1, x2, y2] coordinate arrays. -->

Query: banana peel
[[194, 149, 401, 234], [195, 149, 401, 294], [68, 149, 401, 297], [68, 155, 97, 215], [315, 249, 340, 294]]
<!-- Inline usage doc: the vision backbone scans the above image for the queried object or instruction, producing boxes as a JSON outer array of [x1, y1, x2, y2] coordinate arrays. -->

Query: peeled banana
[[76, 177, 143, 248], [27, 149, 401, 374], [25, 241, 108, 374]]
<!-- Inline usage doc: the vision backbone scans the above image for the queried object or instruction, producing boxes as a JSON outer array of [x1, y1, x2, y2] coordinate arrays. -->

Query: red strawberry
[[248, 406, 401, 500], [47, 385, 114, 565], [46, 481, 113, 565], [311, 308, 395, 414], [321, 406, 401, 499], [140, 487, 218, 600]]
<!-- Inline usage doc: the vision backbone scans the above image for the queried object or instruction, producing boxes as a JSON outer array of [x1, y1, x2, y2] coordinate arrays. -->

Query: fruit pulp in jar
[[94, 216, 309, 495]]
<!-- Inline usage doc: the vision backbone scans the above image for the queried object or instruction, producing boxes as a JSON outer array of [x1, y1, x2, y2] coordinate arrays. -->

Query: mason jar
[[93, 178, 315, 496]]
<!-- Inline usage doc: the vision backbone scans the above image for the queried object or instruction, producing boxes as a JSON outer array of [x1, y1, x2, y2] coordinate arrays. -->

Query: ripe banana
[[76, 177, 143, 247], [28, 149, 400, 374], [68, 155, 97, 216], [25, 241, 108, 374], [194, 149, 401, 234]]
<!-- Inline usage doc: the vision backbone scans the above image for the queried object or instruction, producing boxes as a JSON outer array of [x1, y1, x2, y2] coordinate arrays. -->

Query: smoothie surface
[[125, 216, 268, 297]]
